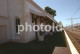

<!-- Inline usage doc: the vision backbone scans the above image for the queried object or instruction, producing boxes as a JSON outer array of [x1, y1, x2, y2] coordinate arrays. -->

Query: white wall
[[0, 0, 54, 43], [8, 0, 25, 39], [0, 0, 8, 17], [0, 18, 10, 42], [24, 1, 35, 42], [27, 1, 42, 13], [24, 1, 44, 42]]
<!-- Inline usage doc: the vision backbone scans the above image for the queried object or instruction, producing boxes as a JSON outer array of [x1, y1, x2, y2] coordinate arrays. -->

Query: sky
[[33, 0, 80, 27]]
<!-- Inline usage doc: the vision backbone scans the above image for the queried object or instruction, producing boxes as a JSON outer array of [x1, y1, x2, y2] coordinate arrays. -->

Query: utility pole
[[66, 18, 80, 28], [77, 22, 79, 26]]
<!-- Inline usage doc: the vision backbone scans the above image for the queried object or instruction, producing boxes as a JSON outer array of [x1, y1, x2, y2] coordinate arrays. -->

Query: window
[[16, 18, 20, 33]]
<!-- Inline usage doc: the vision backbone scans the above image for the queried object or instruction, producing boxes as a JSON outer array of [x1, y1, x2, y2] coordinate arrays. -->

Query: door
[[0, 25, 7, 43]]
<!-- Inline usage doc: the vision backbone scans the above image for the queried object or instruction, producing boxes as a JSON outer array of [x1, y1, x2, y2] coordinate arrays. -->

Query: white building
[[0, 0, 57, 43]]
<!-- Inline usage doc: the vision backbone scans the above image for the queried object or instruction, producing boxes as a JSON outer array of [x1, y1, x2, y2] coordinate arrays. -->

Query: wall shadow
[[0, 31, 67, 54]]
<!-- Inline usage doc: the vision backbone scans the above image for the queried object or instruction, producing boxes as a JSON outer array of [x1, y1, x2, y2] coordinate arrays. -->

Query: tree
[[44, 6, 56, 17]]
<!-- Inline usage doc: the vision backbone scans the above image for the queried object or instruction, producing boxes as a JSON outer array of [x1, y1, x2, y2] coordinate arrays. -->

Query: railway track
[[65, 29, 80, 53], [67, 30, 80, 45]]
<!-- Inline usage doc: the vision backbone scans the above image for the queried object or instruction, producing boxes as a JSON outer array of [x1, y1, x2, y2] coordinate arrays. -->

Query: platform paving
[[0, 31, 68, 54], [53, 47, 69, 54]]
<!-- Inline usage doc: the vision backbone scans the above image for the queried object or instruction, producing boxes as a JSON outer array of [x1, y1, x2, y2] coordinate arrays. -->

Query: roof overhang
[[30, 9, 47, 16], [30, 9, 57, 23]]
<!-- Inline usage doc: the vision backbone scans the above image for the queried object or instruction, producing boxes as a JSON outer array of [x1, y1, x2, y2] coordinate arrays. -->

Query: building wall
[[7, 0, 26, 43], [24, 1, 44, 42], [24, 1, 36, 42], [0, 0, 42, 43], [0, 0, 55, 43], [0, 17, 9, 43], [0, 0, 10, 43], [0, 0, 8, 17], [27, 1, 42, 13]]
